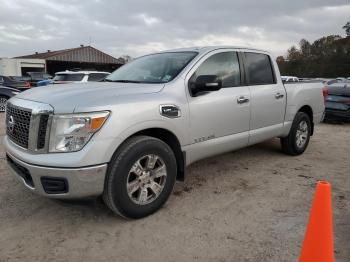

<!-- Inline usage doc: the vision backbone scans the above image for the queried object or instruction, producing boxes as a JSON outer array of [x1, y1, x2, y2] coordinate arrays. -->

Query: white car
[[53, 70, 110, 84], [282, 76, 299, 82]]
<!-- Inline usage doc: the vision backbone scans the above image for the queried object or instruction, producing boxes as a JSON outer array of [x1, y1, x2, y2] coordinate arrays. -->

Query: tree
[[286, 46, 301, 60], [299, 39, 311, 57], [276, 35, 350, 78], [343, 21, 350, 36], [120, 55, 132, 63], [276, 56, 285, 63], [277, 23, 350, 77]]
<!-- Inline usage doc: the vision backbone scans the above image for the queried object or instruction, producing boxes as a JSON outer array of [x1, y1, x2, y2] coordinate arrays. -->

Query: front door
[[187, 51, 251, 150]]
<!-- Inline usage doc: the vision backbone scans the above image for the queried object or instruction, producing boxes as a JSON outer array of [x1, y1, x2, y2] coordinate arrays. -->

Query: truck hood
[[15, 82, 164, 113]]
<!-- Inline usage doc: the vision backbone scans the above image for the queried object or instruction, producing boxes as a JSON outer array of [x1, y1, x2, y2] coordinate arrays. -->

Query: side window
[[88, 73, 108, 82], [66, 74, 85, 81], [244, 52, 275, 85], [190, 52, 241, 88]]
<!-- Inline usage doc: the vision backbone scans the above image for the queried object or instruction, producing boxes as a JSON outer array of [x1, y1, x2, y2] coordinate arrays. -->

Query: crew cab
[[5, 46, 326, 218]]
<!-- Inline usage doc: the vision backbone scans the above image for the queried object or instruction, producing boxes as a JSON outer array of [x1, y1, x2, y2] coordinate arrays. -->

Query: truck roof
[[160, 46, 269, 55], [55, 70, 110, 75]]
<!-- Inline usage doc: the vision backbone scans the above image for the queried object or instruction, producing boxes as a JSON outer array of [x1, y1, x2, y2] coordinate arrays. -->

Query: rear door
[[242, 52, 286, 144]]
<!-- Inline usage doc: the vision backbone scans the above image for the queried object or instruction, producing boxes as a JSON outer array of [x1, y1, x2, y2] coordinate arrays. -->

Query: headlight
[[12, 91, 20, 95], [49, 111, 109, 153]]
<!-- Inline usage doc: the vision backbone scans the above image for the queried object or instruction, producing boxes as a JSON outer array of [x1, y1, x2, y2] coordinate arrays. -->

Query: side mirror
[[191, 75, 222, 96]]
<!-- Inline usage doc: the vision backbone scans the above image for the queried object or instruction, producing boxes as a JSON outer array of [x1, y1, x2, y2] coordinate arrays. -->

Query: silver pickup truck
[[5, 46, 326, 218]]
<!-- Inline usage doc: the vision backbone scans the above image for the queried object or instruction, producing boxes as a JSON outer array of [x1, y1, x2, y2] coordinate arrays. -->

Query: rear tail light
[[322, 87, 328, 103], [25, 82, 31, 88]]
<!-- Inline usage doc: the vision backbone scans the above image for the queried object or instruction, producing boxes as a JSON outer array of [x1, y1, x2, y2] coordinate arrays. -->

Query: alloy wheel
[[126, 154, 167, 205], [296, 120, 308, 148]]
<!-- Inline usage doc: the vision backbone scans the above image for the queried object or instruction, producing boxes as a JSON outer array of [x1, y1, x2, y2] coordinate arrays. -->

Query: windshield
[[106, 52, 198, 84], [54, 74, 85, 82]]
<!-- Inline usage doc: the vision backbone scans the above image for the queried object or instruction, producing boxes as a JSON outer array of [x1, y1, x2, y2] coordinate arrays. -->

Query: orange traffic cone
[[299, 181, 334, 262]]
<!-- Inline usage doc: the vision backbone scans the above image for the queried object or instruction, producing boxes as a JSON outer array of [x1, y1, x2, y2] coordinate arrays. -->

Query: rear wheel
[[281, 112, 311, 155], [103, 136, 177, 219], [0, 96, 9, 112]]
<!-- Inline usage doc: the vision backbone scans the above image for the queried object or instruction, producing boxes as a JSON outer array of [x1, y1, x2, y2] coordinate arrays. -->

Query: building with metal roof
[[13, 45, 124, 76]]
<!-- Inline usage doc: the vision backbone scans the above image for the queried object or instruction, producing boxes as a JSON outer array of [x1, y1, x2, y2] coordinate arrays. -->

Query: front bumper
[[6, 152, 107, 199]]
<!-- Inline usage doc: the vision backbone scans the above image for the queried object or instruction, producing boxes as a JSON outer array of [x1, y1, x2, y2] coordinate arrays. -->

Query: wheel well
[[131, 128, 185, 181], [298, 105, 314, 135]]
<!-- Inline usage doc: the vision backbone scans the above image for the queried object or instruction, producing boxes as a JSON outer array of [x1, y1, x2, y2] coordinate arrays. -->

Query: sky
[[0, 0, 349, 59]]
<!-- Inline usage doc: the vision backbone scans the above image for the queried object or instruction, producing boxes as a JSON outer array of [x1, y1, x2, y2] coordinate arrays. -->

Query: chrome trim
[[7, 98, 54, 154], [275, 92, 284, 99], [237, 96, 249, 104], [205, 82, 219, 87]]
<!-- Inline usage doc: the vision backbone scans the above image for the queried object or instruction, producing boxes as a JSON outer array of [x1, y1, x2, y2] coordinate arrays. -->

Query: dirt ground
[[0, 113, 349, 262]]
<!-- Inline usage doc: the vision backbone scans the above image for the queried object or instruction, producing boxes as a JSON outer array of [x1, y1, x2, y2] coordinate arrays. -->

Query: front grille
[[6, 103, 32, 149], [37, 114, 49, 149]]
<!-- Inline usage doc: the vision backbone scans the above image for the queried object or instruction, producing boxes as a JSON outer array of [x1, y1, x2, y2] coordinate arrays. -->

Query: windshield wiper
[[104, 79, 142, 83]]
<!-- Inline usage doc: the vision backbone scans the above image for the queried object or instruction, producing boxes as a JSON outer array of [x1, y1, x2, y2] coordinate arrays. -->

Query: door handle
[[275, 93, 284, 99], [237, 96, 249, 104]]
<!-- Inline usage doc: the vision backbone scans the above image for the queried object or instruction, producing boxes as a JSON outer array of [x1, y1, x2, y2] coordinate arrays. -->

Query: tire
[[280, 112, 311, 156], [0, 96, 9, 112], [103, 136, 177, 219]]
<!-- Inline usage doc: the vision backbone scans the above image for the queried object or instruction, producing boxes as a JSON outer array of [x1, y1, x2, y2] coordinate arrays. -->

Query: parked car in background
[[5, 46, 326, 218], [25, 72, 52, 87], [336, 77, 347, 82], [53, 71, 110, 84], [324, 82, 350, 122], [0, 86, 20, 112], [0, 75, 31, 91], [36, 79, 53, 87], [325, 79, 338, 85], [281, 76, 299, 82]]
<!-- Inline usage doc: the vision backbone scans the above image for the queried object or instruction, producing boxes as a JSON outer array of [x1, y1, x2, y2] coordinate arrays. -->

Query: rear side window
[[88, 73, 108, 82], [190, 52, 241, 88], [244, 52, 275, 85]]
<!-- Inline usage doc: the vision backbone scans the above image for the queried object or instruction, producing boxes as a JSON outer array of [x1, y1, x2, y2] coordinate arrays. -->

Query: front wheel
[[281, 112, 311, 155], [103, 136, 177, 219]]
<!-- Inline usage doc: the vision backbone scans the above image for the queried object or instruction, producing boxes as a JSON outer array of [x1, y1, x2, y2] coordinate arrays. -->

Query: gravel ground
[[0, 113, 349, 262]]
